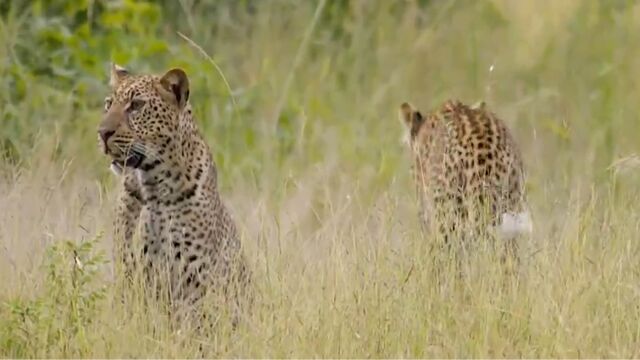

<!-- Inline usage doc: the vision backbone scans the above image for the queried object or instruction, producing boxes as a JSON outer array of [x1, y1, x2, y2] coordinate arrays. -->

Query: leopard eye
[[127, 98, 146, 113], [103, 97, 113, 113]]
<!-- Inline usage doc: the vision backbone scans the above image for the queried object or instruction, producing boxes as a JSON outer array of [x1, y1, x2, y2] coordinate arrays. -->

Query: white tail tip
[[495, 211, 533, 240]]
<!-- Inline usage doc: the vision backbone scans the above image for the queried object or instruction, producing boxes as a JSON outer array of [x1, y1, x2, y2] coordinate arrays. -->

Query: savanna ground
[[1, 0, 640, 357]]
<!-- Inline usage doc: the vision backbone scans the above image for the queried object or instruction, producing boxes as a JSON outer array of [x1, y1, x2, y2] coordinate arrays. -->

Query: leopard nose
[[98, 128, 115, 144]]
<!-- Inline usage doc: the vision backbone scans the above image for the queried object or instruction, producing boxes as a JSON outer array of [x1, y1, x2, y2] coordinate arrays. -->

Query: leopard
[[97, 64, 251, 326], [398, 99, 532, 250]]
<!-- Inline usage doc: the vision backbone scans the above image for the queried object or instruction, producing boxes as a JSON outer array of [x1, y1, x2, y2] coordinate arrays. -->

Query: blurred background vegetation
[[2, 0, 638, 188], [1, 0, 640, 357]]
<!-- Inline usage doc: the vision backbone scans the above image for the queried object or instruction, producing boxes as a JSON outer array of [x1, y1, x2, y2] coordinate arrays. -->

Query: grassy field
[[1, 0, 640, 357]]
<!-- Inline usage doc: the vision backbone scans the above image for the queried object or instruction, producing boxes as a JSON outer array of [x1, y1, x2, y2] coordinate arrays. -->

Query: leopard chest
[[138, 196, 218, 265]]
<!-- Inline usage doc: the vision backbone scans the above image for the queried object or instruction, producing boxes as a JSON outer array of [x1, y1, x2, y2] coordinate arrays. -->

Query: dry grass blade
[[176, 31, 238, 119], [608, 154, 640, 176], [270, 0, 327, 135]]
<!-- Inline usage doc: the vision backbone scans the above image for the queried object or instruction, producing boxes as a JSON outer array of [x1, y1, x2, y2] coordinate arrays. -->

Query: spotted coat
[[399, 100, 530, 241], [98, 65, 250, 320]]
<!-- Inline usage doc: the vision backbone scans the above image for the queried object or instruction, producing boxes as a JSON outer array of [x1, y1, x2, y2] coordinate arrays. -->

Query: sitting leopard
[[98, 64, 250, 323], [398, 100, 532, 245]]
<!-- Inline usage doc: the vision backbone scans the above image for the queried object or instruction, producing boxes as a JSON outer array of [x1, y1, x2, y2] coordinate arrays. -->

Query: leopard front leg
[[113, 172, 143, 281]]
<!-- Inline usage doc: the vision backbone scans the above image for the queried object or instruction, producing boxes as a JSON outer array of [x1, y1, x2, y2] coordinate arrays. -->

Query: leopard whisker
[[132, 143, 160, 161]]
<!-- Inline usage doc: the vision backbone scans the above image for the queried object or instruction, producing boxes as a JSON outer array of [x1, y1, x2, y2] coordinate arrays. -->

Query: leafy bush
[[0, 237, 107, 357]]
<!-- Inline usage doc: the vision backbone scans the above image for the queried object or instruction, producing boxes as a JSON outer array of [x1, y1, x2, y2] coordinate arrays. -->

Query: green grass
[[1, 0, 640, 357]]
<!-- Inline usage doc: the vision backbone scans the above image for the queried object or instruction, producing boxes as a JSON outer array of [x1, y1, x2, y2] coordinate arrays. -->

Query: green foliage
[[0, 0, 167, 164], [2, 0, 635, 185], [0, 237, 107, 357]]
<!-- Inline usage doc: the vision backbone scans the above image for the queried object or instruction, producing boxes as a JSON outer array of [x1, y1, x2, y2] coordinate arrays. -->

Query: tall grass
[[1, 0, 640, 357]]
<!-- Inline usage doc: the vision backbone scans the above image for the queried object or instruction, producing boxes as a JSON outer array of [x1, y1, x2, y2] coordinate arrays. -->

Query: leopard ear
[[399, 102, 422, 127], [109, 63, 129, 89], [159, 68, 190, 109]]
